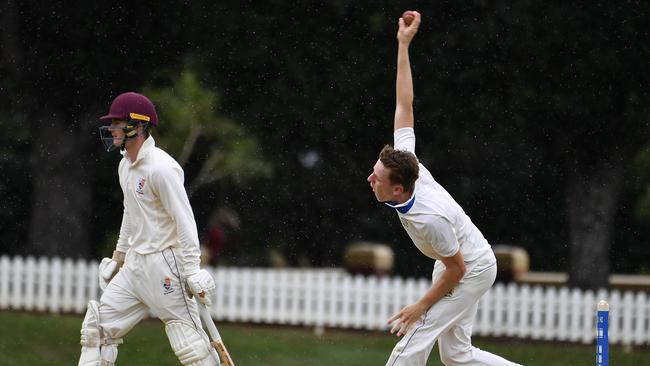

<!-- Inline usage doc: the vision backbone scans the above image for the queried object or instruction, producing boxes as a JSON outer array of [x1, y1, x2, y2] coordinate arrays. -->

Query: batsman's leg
[[165, 319, 219, 366], [79, 266, 148, 366], [147, 249, 218, 365], [78, 300, 122, 366]]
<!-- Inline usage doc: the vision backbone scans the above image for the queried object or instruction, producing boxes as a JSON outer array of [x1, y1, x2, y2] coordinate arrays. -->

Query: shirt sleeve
[[115, 204, 132, 253], [115, 159, 131, 253], [423, 215, 460, 258], [151, 164, 202, 277], [394, 127, 416, 154]]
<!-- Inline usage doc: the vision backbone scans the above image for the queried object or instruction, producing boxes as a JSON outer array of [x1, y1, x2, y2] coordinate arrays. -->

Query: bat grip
[[198, 302, 223, 341], [198, 302, 235, 365]]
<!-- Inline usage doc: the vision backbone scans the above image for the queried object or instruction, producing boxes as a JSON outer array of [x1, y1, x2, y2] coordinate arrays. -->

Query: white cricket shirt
[[115, 136, 201, 277], [386, 128, 494, 274]]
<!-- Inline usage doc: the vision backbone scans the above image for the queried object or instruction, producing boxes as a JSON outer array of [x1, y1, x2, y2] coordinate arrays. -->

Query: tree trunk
[[26, 114, 93, 258], [566, 155, 623, 290]]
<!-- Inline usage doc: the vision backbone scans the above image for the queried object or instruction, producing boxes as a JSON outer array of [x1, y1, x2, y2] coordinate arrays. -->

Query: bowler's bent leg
[[385, 308, 437, 366], [384, 283, 485, 366], [438, 319, 522, 366], [437, 266, 522, 366]]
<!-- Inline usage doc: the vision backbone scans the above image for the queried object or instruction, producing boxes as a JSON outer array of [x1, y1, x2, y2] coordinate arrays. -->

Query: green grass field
[[1, 311, 648, 365]]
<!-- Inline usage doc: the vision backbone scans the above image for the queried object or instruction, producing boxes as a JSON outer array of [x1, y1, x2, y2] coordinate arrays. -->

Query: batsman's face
[[368, 160, 396, 202], [108, 120, 127, 146]]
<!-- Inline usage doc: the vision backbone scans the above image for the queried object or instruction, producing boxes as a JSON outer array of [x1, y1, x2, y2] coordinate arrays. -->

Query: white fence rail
[[1, 256, 648, 345]]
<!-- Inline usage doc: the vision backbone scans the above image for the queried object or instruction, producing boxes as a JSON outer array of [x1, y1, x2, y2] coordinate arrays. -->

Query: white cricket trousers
[[98, 248, 204, 340], [385, 259, 522, 366]]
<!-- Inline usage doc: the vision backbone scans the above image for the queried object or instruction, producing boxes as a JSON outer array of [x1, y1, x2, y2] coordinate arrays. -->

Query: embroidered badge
[[136, 178, 146, 195], [162, 277, 175, 295]]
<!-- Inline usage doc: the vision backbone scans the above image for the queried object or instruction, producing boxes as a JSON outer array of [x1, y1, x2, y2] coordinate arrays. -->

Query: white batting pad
[[80, 300, 101, 348], [78, 300, 119, 366], [165, 320, 217, 366]]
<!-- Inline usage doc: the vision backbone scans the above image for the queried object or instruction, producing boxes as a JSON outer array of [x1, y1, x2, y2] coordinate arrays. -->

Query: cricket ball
[[402, 11, 415, 26]]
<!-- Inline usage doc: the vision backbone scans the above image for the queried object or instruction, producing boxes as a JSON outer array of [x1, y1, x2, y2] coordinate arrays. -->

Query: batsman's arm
[[152, 165, 202, 277], [115, 206, 132, 254], [394, 11, 420, 132], [116, 159, 133, 254], [101, 186, 129, 289]]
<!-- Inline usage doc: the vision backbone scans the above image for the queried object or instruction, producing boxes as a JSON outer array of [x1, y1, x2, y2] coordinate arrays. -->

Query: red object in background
[[206, 225, 225, 263]]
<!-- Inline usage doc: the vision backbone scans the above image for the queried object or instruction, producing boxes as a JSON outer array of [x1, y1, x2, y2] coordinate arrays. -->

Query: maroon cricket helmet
[[100, 92, 159, 127]]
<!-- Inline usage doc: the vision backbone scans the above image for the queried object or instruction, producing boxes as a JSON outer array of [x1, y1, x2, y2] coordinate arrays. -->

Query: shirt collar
[[384, 193, 416, 214], [121, 135, 155, 165]]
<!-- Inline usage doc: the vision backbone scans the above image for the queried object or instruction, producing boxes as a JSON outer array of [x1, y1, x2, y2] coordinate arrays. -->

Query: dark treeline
[[1, 1, 649, 289]]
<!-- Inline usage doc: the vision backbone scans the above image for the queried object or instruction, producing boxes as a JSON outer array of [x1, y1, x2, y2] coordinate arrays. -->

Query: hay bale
[[492, 245, 529, 283], [344, 242, 394, 276]]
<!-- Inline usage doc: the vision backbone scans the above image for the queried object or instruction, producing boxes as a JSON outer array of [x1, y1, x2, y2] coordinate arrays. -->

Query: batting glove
[[98, 251, 125, 291], [187, 269, 216, 306], [98, 258, 119, 291]]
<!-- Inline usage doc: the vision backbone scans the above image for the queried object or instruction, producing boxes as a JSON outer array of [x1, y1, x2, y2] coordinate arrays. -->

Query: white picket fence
[[1, 255, 648, 346]]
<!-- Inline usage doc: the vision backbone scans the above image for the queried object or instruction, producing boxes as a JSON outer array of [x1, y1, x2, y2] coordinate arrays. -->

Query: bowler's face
[[367, 160, 394, 202]]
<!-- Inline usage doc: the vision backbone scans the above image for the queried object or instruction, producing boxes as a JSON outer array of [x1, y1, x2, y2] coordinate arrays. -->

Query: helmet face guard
[[98, 113, 151, 152]]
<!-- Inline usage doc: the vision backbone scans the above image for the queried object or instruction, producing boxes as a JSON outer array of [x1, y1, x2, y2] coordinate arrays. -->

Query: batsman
[[367, 11, 522, 366], [78, 92, 232, 366]]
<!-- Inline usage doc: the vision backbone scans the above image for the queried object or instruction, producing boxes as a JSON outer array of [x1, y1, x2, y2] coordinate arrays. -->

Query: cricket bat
[[198, 301, 235, 366]]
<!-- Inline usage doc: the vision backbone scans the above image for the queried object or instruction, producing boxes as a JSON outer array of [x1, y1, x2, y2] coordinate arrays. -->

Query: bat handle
[[197, 302, 235, 365], [198, 302, 223, 341]]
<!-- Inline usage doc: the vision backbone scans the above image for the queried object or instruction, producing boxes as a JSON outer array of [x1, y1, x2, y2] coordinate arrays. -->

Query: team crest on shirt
[[161, 277, 175, 295], [136, 177, 146, 195]]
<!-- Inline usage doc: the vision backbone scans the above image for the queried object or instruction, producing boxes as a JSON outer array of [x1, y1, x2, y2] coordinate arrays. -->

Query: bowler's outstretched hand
[[387, 301, 428, 337]]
